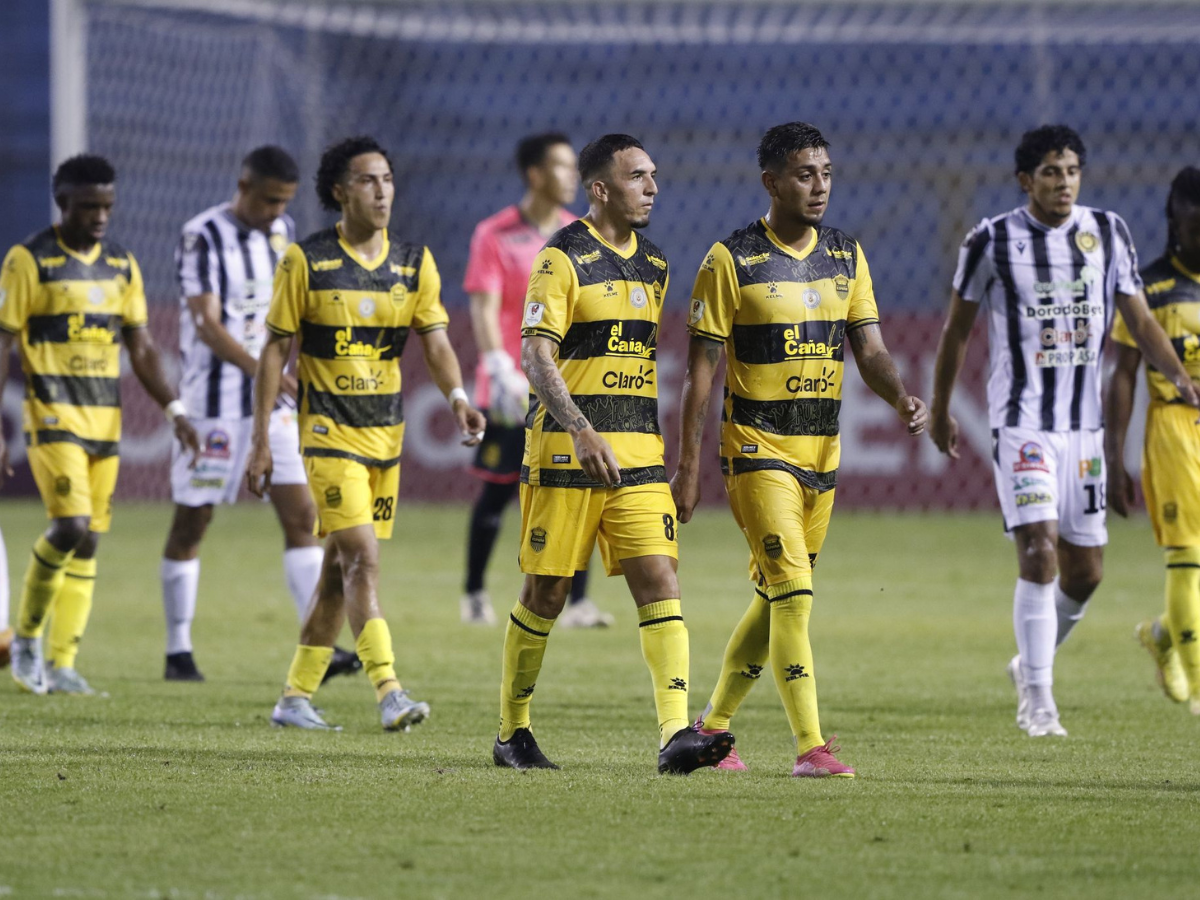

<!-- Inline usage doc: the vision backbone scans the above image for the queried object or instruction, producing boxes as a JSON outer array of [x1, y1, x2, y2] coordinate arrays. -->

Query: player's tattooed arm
[[849, 323, 928, 436], [522, 334, 622, 487], [671, 336, 723, 523]]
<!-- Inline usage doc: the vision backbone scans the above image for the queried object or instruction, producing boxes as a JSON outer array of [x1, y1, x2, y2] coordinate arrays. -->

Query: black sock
[[465, 480, 518, 593]]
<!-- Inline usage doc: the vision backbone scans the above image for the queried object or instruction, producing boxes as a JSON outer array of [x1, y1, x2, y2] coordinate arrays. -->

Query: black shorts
[[470, 416, 525, 484]]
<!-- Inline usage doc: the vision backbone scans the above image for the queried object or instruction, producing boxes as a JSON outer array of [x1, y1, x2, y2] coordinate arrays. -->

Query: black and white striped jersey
[[954, 204, 1142, 432], [175, 203, 295, 419]]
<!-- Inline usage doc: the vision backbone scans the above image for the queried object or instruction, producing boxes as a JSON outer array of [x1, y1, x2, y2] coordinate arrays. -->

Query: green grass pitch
[[1, 497, 1198, 899]]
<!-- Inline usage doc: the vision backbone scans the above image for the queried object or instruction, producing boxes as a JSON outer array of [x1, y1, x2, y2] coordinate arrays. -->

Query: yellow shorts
[[303, 455, 400, 540], [1143, 404, 1200, 547], [27, 440, 119, 533], [518, 482, 678, 577], [724, 467, 835, 588]]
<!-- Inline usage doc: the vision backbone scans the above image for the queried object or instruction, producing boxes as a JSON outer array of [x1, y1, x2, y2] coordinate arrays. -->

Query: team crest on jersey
[[269, 233, 288, 254], [689, 299, 705, 324], [803, 288, 822, 309], [762, 534, 783, 560], [1075, 231, 1099, 254], [630, 287, 648, 309], [203, 429, 232, 459], [88, 286, 106, 306], [390, 283, 408, 305], [525, 302, 545, 327], [529, 527, 547, 553], [358, 297, 376, 318], [1014, 441, 1048, 473], [834, 274, 850, 298]]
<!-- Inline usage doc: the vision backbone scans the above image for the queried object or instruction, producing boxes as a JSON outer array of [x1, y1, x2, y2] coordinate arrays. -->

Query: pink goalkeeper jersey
[[463, 204, 576, 406]]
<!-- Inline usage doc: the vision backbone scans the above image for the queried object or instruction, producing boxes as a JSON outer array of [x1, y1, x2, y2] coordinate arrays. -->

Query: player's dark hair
[[242, 145, 299, 184], [1166, 166, 1200, 255], [52, 154, 116, 196], [516, 132, 571, 181], [757, 122, 830, 173], [1014, 125, 1087, 175], [315, 135, 392, 211], [578, 134, 644, 186]]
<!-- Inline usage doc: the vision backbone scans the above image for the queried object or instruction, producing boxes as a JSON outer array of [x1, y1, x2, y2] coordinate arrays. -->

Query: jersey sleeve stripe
[[687, 326, 726, 343], [955, 227, 992, 295], [266, 323, 294, 337], [522, 326, 563, 343], [844, 317, 880, 333], [414, 322, 447, 334]]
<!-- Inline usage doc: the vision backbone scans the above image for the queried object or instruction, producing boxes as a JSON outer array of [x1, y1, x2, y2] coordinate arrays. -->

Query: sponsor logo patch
[[524, 302, 545, 327], [741, 443, 758, 454], [1014, 441, 1048, 473], [785, 663, 809, 681], [1164, 502, 1179, 523], [630, 286, 648, 309], [203, 429, 231, 459], [311, 258, 343, 272], [688, 298, 705, 324], [803, 288, 822, 309], [551, 454, 571, 464], [1078, 457, 1101, 478], [1016, 491, 1054, 507], [312, 425, 328, 435]]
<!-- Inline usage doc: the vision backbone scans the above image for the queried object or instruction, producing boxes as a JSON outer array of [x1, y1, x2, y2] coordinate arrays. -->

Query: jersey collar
[[760, 217, 818, 261], [54, 226, 102, 266], [1019, 204, 1080, 233], [1171, 255, 1200, 284], [336, 223, 390, 271], [582, 218, 638, 259]]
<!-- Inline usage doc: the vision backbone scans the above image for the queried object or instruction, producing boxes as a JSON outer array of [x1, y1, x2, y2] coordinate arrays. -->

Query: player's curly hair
[[243, 145, 299, 183], [516, 132, 571, 180], [52, 154, 116, 197], [1166, 166, 1200, 255], [315, 135, 392, 211], [757, 122, 830, 173], [578, 134, 644, 187], [1014, 125, 1086, 175]]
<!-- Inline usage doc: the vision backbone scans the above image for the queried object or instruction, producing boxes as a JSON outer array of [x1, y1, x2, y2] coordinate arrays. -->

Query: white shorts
[[991, 426, 1107, 547], [170, 407, 306, 507]]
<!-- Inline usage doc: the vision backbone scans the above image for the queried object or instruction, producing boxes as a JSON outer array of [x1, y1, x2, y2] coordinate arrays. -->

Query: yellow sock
[[283, 645, 334, 698], [1165, 547, 1200, 695], [499, 602, 556, 741], [48, 557, 96, 670], [17, 536, 74, 639], [638, 599, 690, 747], [767, 577, 823, 754], [356, 618, 401, 702], [703, 587, 770, 732]]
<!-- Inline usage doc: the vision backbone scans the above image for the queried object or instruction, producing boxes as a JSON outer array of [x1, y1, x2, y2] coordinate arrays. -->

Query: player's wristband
[[164, 399, 187, 421], [448, 387, 469, 408]]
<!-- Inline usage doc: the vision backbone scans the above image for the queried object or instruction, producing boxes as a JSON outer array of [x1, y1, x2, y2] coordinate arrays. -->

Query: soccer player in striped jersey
[[672, 122, 927, 777], [461, 133, 608, 628], [494, 134, 734, 774], [931, 126, 1200, 737], [1107, 167, 1200, 714], [248, 135, 485, 731], [158, 146, 358, 683], [0, 154, 199, 695]]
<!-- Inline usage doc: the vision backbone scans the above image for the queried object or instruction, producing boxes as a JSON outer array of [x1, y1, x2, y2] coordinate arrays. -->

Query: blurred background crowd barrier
[[4, 0, 1195, 508]]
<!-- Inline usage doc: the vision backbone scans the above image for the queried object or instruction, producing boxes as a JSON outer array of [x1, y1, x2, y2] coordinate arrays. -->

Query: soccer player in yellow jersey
[[0, 154, 199, 695], [671, 123, 928, 777], [493, 134, 734, 774], [1107, 167, 1200, 714], [247, 136, 485, 731]]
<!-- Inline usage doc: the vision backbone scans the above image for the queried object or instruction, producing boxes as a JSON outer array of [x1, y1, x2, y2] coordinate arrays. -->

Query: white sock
[[1014, 578, 1057, 709], [0, 525, 9, 630], [161, 558, 200, 655], [283, 546, 324, 624], [1053, 577, 1087, 647]]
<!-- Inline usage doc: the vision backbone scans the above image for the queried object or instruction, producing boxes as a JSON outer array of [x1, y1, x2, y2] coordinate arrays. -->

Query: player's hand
[[453, 397, 487, 446], [245, 440, 273, 498], [174, 416, 201, 469], [930, 409, 960, 459], [670, 465, 701, 523], [1107, 463, 1136, 518], [0, 433, 12, 490], [896, 394, 928, 436], [574, 427, 621, 488], [280, 372, 300, 402]]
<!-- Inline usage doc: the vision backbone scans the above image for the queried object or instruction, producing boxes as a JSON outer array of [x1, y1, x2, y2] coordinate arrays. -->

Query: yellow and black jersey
[[521, 218, 669, 488], [1112, 254, 1200, 407], [0, 226, 148, 457], [688, 218, 879, 490], [266, 225, 449, 468]]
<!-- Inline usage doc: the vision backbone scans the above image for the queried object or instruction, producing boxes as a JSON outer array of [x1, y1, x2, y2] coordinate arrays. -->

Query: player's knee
[[520, 576, 570, 619], [1017, 536, 1057, 581], [338, 545, 379, 585], [165, 505, 213, 556], [47, 516, 91, 551], [1063, 562, 1102, 600]]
